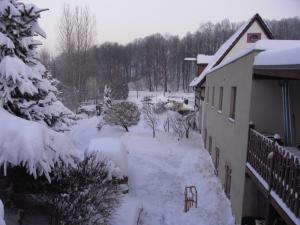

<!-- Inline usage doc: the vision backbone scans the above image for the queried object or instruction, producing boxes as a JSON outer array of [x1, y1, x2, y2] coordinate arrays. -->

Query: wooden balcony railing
[[247, 128, 300, 220]]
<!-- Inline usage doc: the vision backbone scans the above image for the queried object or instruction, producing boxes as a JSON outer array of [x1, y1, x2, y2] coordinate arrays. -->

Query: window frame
[[206, 87, 210, 104], [224, 164, 232, 199], [208, 136, 212, 155], [218, 86, 223, 112], [229, 87, 237, 120], [212, 86, 215, 107], [215, 147, 220, 176], [204, 128, 207, 149]]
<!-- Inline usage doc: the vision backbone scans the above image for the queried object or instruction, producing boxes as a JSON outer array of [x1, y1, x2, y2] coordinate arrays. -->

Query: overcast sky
[[23, 0, 300, 54]]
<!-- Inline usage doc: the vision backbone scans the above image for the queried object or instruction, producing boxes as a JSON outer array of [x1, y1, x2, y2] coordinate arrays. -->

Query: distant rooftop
[[197, 54, 213, 65], [184, 57, 197, 61]]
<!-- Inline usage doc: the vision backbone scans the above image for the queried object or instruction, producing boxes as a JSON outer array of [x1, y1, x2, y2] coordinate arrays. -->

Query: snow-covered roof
[[87, 138, 128, 179], [197, 54, 213, 64], [0, 108, 78, 181], [190, 14, 273, 87], [184, 57, 197, 61], [254, 46, 300, 67], [208, 40, 300, 74]]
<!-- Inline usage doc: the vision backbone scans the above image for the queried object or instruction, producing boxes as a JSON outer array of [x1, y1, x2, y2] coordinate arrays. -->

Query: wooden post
[[265, 139, 276, 225]]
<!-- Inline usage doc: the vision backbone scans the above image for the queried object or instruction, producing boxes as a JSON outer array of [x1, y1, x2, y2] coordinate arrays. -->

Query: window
[[219, 87, 223, 111], [247, 33, 261, 43], [229, 87, 237, 120], [212, 86, 215, 107], [208, 136, 212, 155], [206, 87, 210, 103], [204, 128, 207, 148], [215, 147, 220, 176], [224, 164, 232, 199]]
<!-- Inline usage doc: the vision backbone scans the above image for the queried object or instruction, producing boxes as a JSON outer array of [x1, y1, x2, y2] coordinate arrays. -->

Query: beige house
[[190, 14, 300, 225]]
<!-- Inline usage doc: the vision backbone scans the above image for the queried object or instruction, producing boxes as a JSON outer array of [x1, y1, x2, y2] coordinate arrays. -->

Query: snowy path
[[70, 117, 234, 225]]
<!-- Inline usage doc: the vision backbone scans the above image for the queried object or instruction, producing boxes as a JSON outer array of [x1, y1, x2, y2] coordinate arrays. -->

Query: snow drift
[[87, 138, 128, 179]]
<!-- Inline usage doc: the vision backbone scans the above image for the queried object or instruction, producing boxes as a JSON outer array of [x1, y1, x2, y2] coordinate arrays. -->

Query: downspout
[[281, 80, 293, 146]]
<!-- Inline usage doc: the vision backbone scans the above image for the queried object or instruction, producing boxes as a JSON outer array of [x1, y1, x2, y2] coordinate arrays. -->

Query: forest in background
[[39, 6, 300, 110]]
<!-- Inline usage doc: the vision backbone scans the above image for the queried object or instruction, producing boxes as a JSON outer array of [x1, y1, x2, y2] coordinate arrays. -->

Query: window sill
[[228, 118, 235, 123]]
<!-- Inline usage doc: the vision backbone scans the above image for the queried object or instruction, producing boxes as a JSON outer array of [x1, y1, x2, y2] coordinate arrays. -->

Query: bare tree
[[57, 4, 96, 102], [38, 48, 51, 69], [142, 103, 159, 138]]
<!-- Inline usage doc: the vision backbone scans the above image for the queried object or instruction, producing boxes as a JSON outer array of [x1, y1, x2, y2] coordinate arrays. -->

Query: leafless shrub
[[142, 103, 159, 138]]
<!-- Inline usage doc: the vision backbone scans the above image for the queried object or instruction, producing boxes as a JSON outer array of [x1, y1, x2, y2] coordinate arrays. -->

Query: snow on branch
[[0, 108, 78, 182]]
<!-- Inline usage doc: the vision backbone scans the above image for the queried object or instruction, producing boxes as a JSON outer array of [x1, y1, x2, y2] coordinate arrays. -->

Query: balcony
[[246, 128, 300, 225]]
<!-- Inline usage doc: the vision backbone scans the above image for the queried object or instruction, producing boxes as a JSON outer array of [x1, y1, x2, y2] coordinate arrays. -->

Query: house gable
[[222, 21, 270, 63], [190, 13, 273, 87], [215, 14, 273, 66]]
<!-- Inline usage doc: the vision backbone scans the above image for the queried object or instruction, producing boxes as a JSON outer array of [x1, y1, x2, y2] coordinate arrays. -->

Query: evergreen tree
[[0, 0, 75, 131], [103, 84, 112, 113]]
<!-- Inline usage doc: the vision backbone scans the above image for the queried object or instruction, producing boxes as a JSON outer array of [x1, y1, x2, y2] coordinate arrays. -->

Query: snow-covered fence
[[184, 186, 198, 213], [247, 128, 300, 222]]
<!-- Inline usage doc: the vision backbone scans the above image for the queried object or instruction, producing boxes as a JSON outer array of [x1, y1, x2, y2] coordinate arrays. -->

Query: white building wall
[[203, 52, 256, 224]]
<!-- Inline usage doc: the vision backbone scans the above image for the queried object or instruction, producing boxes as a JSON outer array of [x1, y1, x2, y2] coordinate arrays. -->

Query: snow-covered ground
[[69, 91, 234, 225]]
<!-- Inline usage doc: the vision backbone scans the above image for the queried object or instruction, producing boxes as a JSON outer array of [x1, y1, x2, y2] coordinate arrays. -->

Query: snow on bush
[[0, 108, 78, 181], [50, 154, 120, 225], [0, 200, 5, 225], [87, 138, 128, 179], [104, 101, 140, 132], [0, 0, 75, 132]]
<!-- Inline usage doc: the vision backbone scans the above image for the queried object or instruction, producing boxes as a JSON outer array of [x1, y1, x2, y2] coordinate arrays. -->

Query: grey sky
[[23, 0, 300, 54]]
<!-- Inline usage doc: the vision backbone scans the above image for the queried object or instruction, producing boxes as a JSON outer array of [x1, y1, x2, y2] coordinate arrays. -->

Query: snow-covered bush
[[104, 101, 140, 132], [0, 0, 75, 132], [165, 101, 183, 112], [142, 103, 159, 138], [142, 96, 152, 103], [87, 138, 128, 180], [153, 102, 167, 114], [170, 113, 192, 139], [78, 102, 96, 117], [50, 154, 120, 225]]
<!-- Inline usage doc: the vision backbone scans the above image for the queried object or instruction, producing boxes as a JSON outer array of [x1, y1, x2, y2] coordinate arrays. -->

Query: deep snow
[[69, 92, 234, 225]]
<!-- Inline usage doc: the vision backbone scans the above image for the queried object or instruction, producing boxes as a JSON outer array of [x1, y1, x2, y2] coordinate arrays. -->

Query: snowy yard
[[70, 92, 234, 225]]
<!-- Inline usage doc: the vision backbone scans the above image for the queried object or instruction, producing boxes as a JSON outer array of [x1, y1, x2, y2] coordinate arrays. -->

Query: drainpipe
[[280, 80, 293, 146]]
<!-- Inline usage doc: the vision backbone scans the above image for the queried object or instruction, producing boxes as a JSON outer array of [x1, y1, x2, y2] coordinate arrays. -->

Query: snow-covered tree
[[103, 84, 112, 113], [104, 101, 140, 132], [0, 0, 75, 131], [142, 103, 158, 138], [50, 154, 120, 225]]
